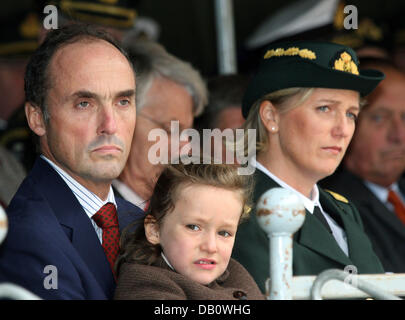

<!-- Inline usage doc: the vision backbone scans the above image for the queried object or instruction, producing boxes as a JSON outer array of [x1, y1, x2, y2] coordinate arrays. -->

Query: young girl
[[114, 162, 264, 300]]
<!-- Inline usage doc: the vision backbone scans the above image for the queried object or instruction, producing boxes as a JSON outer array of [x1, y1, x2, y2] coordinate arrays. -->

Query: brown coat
[[114, 257, 265, 300]]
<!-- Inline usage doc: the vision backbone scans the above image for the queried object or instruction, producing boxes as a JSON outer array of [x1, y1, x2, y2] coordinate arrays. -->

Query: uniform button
[[233, 290, 247, 300]]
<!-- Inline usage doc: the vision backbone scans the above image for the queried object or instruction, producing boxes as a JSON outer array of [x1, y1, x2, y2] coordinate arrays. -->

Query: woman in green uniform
[[232, 41, 385, 293]]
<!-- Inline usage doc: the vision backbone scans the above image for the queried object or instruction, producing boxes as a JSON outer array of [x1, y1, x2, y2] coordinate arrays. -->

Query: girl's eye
[[347, 112, 358, 121], [77, 101, 89, 108], [186, 224, 200, 231], [218, 230, 231, 237]]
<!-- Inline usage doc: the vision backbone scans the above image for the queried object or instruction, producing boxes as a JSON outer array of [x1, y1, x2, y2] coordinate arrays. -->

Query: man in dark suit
[[0, 24, 144, 299], [321, 58, 405, 273]]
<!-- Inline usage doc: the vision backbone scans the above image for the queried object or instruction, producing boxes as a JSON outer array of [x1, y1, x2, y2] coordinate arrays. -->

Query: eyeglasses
[[138, 113, 181, 137]]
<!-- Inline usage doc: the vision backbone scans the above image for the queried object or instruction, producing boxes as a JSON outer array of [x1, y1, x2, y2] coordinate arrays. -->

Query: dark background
[[136, 0, 405, 76], [3, 0, 405, 77]]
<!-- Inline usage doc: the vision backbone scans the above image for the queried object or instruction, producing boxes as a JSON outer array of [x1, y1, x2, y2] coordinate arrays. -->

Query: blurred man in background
[[0, 2, 41, 205], [113, 39, 207, 210], [321, 58, 405, 273]]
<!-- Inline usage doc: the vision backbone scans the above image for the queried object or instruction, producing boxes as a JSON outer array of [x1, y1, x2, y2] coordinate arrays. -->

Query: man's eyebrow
[[72, 90, 98, 99], [116, 89, 135, 98], [70, 89, 135, 100]]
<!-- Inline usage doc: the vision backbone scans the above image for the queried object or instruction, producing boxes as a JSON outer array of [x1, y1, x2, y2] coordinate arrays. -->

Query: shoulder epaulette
[[325, 189, 349, 204]]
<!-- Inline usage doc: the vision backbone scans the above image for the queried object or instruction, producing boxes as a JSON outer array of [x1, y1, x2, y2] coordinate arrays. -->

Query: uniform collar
[[364, 180, 404, 204], [252, 156, 319, 213], [40, 155, 117, 216]]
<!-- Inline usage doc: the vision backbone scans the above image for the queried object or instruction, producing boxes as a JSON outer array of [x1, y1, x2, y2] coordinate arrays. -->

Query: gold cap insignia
[[333, 51, 359, 75], [264, 47, 316, 60], [325, 190, 349, 203]]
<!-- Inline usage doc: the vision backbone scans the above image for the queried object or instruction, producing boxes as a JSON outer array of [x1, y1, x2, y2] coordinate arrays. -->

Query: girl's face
[[146, 184, 243, 285], [267, 88, 360, 185]]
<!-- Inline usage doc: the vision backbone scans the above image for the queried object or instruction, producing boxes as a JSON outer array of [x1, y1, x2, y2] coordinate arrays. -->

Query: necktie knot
[[313, 206, 333, 234], [92, 202, 118, 229], [388, 189, 402, 207], [387, 189, 405, 225]]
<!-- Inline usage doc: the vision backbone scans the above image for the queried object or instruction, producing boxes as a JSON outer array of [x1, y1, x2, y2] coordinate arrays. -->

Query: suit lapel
[[359, 195, 405, 239], [31, 158, 115, 297], [254, 169, 352, 266], [320, 187, 387, 270], [398, 177, 405, 195], [115, 197, 145, 233], [343, 172, 405, 239], [296, 209, 352, 266]]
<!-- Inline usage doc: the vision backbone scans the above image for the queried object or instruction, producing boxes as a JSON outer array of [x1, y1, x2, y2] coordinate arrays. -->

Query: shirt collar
[[161, 252, 175, 271], [112, 179, 147, 210], [40, 155, 117, 218], [364, 180, 402, 204], [252, 156, 319, 213]]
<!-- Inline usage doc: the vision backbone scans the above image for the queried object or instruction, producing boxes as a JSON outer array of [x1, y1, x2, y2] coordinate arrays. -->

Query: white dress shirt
[[364, 180, 405, 213], [251, 157, 349, 256], [112, 179, 148, 210], [41, 155, 117, 244]]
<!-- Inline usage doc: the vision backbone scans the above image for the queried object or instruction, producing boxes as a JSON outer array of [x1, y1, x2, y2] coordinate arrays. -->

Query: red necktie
[[92, 202, 120, 280], [387, 189, 405, 225], [144, 200, 150, 212]]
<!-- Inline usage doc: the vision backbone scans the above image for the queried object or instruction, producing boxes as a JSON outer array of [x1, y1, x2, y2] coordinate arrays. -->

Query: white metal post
[[256, 187, 306, 300], [0, 205, 7, 245]]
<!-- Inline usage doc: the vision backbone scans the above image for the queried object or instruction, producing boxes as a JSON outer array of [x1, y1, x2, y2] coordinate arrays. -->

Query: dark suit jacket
[[320, 168, 405, 273], [0, 157, 145, 299], [232, 169, 384, 293], [114, 257, 265, 300]]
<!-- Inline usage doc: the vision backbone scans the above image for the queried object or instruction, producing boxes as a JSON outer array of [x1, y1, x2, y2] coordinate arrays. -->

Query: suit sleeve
[[0, 200, 89, 300], [0, 223, 89, 299]]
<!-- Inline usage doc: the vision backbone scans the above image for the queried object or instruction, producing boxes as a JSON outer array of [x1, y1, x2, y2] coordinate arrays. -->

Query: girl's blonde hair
[[116, 161, 253, 273]]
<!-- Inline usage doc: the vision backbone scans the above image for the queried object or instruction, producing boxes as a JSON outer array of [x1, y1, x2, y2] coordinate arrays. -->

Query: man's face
[[37, 39, 136, 195], [345, 67, 405, 186], [128, 76, 194, 188], [216, 106, 245, 131]]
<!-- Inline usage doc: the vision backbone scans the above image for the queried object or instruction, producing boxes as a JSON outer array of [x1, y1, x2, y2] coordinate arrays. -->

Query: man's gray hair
[[122, 38, 208, 116]]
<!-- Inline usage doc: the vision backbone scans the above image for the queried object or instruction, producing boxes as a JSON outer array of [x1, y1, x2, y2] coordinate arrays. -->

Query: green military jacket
[[232, 169, 384, 293]]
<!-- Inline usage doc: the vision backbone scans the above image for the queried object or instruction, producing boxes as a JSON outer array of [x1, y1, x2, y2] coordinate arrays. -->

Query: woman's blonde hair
[[236, 88, 314, 157]]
